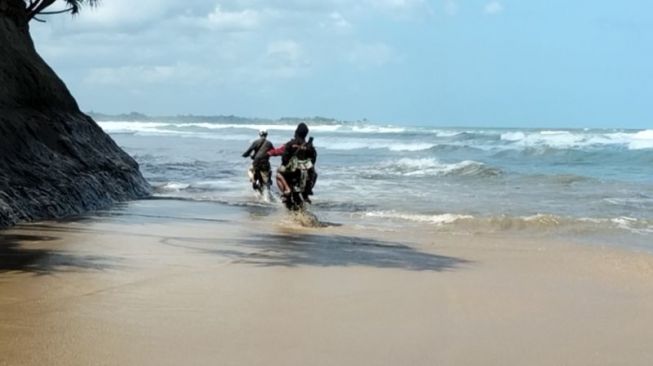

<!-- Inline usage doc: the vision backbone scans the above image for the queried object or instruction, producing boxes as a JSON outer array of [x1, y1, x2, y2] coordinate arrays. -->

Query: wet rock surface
[[0, 3, 151, 228]]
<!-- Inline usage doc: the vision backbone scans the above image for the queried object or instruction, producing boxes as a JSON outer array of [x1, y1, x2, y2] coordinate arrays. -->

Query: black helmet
[[259, 129, 268, 137], [295, 123, 309, 139]]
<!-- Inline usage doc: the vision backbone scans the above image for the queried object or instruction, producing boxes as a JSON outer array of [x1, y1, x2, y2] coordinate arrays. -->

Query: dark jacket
[[281, 137, 317, 166], [243, 138, 274, 169]]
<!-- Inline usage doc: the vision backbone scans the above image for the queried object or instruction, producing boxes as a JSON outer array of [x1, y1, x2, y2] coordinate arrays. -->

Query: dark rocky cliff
[[0, 1, 151, 228]]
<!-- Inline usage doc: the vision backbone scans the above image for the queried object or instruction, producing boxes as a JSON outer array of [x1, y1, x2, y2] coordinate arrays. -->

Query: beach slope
[[1, 199, 652, 365]]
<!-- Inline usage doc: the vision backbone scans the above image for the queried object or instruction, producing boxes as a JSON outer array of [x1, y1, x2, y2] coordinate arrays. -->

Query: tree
[[0, 0, 150, 228], [24, 0, 98, 22]]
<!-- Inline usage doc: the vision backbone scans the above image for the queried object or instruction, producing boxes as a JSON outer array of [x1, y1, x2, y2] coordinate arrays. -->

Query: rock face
[[0, 1, 151, 228]]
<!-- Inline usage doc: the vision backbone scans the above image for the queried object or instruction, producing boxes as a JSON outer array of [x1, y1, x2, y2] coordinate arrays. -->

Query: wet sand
[[1, 199, 653, 365]]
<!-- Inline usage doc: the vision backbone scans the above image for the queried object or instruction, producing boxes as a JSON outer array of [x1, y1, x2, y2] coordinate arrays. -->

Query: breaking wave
[[98, 120, 407, 136], [318, 139, 435, 151], [363, 211, 474, 224], [500, 129, 653, 150], [350, 126, 406, 133], [372, 158, 502, 177], [361, 211, 653, 234]]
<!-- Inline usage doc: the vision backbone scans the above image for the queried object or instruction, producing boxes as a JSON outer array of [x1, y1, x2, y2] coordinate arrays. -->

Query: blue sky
[[32, 0, 653, 128]]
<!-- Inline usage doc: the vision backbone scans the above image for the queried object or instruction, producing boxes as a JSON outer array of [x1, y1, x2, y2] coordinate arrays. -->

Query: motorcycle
[[281, 158, 314, 211], [248, 161, 272, 201]]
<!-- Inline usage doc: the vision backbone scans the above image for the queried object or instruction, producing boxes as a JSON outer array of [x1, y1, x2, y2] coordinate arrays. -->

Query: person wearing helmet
[[268, 122, 317, 203], [242, 129, 274, 190]]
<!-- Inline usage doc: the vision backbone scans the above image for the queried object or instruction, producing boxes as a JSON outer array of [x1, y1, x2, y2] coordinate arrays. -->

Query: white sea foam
[[98, 121, 171, 133], [500, 131, 526, 142], [155, 182, 191, 192], [521, 214, 563, 225], [100, 121, 653, 152], [99, 121, 268, 141], [570, 216, 652, 234], [318, 139, 435, 151], [540, 130, 571, 135], [99, 121, 344, 133], [362, 211, 653, 234], [177, 123, 344, 133], [500, 130, 585, 148], [363, 211, 473, 224], [350, 126, 406, 133], [500, 129, 653, 150], [388, 158, 448, 176], [628, 130, 653, 150], [98, 120, 416, 136], [489, 215, 653, 233], [433, 130, 464, 137], [608, 216, 653, 233], [374, 158, 499, 177], [318, 141, 368, 150]]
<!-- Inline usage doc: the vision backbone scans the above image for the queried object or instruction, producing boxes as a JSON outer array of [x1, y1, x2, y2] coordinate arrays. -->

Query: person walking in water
[[242, 129, 274, 191]]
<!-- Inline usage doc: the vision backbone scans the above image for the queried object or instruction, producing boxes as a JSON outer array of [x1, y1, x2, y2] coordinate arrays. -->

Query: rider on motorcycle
[[242, 129, 274, 190], [268, 122, 317, 203]]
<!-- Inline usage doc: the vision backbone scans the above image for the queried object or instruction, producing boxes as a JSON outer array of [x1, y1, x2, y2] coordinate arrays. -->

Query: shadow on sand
[[3, 207, 469, 273], [162, 233, 471, 272], [0, 233, 120, 275]]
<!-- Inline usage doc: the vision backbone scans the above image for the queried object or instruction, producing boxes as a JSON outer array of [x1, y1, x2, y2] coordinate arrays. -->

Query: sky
[[31, 0, 653, 128]]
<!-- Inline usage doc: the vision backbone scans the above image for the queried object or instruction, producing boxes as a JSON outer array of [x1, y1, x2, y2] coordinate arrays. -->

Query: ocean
[[98, 118, 653, 248]]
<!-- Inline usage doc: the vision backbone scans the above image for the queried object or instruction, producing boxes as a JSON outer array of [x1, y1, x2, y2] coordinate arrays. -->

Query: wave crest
[[375, 158, 501, 177], [361, 211, 653, 234], [500, 129, 653, 150]]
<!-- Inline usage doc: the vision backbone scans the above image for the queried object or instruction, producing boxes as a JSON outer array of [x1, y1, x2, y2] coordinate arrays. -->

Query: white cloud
[[370, 0, 425, 10], [327, 12, 351, 30], [37, 0, 430, 37], [52, 0, 176, 32], [367, 0, 433, 18], [31, 0, 420, 114], [205, 6, 261, 31], [484, 1, 503, 15], [83, 64, 213, 86]]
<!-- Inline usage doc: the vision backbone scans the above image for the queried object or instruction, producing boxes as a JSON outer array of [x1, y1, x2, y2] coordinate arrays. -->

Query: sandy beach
[[3, 0, 652, 364], [1, 199, 653, 366]]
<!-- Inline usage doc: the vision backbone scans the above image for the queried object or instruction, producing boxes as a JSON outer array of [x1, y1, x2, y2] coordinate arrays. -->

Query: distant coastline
[[87, 111, 359, 126]]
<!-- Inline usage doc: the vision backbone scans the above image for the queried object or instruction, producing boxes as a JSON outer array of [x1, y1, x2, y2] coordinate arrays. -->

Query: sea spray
[[288, 210, 328, 228]]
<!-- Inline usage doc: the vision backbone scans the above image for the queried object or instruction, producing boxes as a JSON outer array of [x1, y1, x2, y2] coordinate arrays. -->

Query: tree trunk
[[0, 1, 151, 228]]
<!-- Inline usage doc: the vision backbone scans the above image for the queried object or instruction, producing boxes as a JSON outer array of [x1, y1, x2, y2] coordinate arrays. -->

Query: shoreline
[[1, 199, 653, 365]]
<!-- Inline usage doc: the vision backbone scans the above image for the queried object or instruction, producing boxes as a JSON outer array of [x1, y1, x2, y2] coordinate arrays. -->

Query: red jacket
[[267, 145, 286, 156]]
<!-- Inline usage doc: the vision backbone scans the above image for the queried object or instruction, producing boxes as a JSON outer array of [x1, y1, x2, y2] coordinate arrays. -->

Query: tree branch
[[26, 0, 41, 14], [37, 7, 74, 15], [26, 0, 57, 21]]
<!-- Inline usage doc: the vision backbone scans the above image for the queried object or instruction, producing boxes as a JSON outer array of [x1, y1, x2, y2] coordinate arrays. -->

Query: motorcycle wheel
[[284, 192, 304, 211]]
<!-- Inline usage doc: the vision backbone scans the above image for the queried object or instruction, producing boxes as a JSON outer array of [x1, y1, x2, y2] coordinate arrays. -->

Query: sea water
[[98, 118, 653, 247]]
